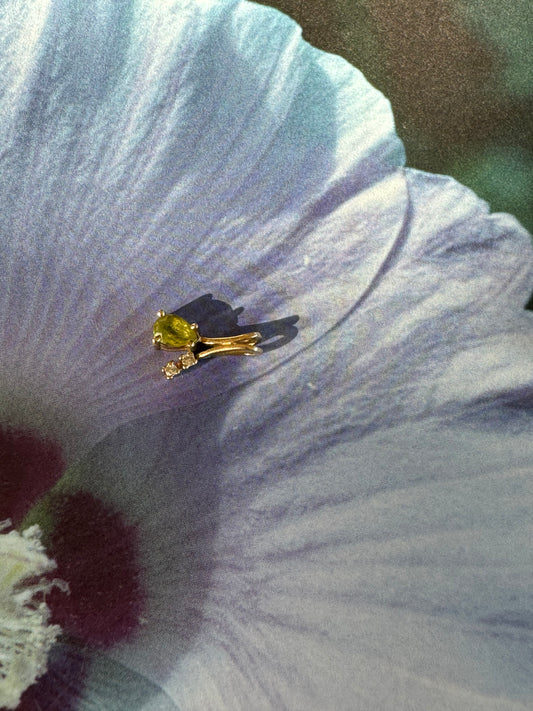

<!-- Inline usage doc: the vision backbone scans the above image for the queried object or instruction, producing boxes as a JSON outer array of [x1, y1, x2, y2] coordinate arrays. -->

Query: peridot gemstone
[[153, 314, 199, 348]]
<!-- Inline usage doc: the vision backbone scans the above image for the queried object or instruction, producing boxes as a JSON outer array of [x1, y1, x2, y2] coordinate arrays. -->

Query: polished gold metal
[[153, 310, 262, 379]]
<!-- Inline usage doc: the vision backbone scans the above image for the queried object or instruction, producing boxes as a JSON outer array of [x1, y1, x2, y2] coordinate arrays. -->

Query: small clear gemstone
[[179, 351, 197, 369], [162, 361, 181, 379]]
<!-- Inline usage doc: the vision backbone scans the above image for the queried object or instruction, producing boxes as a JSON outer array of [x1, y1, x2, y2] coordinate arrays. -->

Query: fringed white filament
[[0, 520, 66, 709]]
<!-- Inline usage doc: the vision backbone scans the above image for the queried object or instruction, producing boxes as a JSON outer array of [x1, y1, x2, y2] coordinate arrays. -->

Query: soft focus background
[[261, 0, 533, 238]]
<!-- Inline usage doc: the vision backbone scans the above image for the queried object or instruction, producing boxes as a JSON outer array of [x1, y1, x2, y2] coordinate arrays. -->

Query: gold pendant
[[152, 311, 262, 379]]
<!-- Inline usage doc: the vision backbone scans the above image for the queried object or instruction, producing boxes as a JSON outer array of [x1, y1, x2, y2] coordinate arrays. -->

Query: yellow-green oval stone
[[153, 314, 199, 348]]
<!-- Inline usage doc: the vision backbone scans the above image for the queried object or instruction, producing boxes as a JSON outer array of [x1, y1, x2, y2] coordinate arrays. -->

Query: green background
[[261, 0, 533, 234]]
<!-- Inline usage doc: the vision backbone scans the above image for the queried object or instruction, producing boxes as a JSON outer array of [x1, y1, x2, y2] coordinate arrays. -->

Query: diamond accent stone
[[162, 361, 182, 379], [179, 350, 197, 369]]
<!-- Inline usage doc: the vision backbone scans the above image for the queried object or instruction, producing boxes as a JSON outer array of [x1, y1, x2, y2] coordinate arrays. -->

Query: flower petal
[[19, 643, 180, 711], [18, 642, 86, 711], [78, 650, 180, 710], [65, 398, 533, 709], [1, 1, 532, 708], [52, 151, 533, 707], [0, 0, 404, 457]]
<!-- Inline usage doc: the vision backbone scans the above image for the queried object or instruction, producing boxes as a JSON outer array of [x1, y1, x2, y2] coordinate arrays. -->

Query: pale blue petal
[[70, 168, 533, 709], [1, 1, 532, 708], [72, 406, 533, 709], [80, 652, 181, 710], [0, 0, 403, 457], [31, 643, 180, 710]]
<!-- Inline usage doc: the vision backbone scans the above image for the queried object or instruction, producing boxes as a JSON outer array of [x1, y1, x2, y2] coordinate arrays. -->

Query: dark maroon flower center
[[0, 426, 64, 525], [46, 491, 144, 648]]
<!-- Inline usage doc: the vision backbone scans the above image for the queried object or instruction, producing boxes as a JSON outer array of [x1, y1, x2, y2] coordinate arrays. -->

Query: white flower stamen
[[0, 520, 66, 709]]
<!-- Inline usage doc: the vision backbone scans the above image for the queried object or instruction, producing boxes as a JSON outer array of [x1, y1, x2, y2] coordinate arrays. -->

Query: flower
[[1, 0, 532, 709]]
